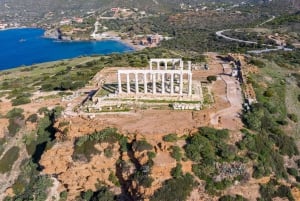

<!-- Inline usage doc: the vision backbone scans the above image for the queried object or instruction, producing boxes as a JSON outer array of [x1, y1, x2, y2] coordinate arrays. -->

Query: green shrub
[[73, 140, 100, 162], [26, 114, 38, 123], [53, 106, 64, 118], [259, 179, 294, 201], [185, 133, 216, 164], [38, 107, 49, 115], [249, 59, 266, 68], [58, 121, 70, 127], [259, 179, 277, 200], [147, 151, 156, 160], [119, 136, 128, 152], [206, 178, 232, 192], [6, 108, 24, 119], [162, 134, 178, 142], [133, 171, 154, 188], [76, 128, 121, 146], [6, 107, 25, 137], [104, 146, 113, 158], [41, 83, 55, 91], [263, 88, 275, 97], [287, 168, 298, 177], [298, 94, 300, 102], [276, 185, 294, 201], [150, 174, 194, 201], [242, 103, 264, 131], [0, 146, 20, 173], [12, 97, 31, 106], [276, 120, 288, 125], [59, 191, 68, 201], [243, 132, 287, 178], [73, 128, 123, 161], [108, 172, 120, 186], [132, 140, 153, 152], [7, 118, 21, 136], [80, 190, 93, 201], [219, 195, 248, 201], [86, 186, 116, 201], [171, 163, 183, 178], [207, 75, 217, 82], [170, 146, 182, 162], [12, 180, 26, 195], [288, 113, 298, 122]]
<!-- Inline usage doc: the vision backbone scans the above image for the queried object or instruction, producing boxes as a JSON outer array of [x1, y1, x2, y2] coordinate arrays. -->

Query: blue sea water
[[0, 28, 134, 70]]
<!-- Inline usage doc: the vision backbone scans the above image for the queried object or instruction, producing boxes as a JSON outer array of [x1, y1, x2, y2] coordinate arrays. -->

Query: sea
[[0, 28, 134, 70]]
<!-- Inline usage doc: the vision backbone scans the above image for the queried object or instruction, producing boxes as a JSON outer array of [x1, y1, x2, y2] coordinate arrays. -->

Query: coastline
[[0, 28, 137, 70], [43, 29, 145, 51], [113, 38, 145, 51], [2, 26, 149, 51], [0, 26, 30, 31]]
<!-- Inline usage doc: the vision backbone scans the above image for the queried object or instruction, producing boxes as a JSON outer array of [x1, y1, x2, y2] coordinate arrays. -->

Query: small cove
[[0, 28, 134, 70]]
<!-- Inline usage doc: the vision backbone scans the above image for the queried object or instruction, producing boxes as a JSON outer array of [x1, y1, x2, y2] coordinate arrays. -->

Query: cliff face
[[40, 118, 192, 200], [44, 29, 61, 40], [40, 141, 121, 200]]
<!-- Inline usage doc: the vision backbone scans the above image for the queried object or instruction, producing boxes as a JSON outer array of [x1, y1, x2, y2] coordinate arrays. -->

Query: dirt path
[[210, 75, 243, 130], [46, 177, 60, 201]]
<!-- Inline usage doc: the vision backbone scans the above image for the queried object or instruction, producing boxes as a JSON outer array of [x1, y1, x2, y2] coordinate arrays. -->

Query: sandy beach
[[117, 38, 146, 51]]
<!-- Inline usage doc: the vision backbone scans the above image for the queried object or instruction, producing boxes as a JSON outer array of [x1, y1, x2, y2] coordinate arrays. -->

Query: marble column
[[179, 71, 183, 95], [188, 61, 192, 71], [188, 72, 192, 96], [126, 73, 130, 93], [170, 73, 174, 94], [135, 73, 139, 93], [161, 73, 165, 94], [144, 73, 147, 93], [164, 60, 167, 70], [153, 73, 156, 94], [180, 60, 184, 70], [118, 72, 122, 93]]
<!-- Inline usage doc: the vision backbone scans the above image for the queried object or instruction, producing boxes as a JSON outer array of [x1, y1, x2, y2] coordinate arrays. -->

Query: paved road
[[215, 16, 293, 54], [216, 29, 257, 44]]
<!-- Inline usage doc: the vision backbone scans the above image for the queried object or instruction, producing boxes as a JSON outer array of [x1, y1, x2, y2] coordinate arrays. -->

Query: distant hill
[[0, 0, 297, 25]]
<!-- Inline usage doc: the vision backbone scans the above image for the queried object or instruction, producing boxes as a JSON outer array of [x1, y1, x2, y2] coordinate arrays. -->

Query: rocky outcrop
[[40, 142, 74, 175], [40, 122, 192, 200], [44, 28, 61, 40], [40, 141, 121, 200]]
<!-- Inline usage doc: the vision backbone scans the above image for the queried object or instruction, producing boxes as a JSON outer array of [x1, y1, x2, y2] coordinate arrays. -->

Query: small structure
[[149, 34, 161, 44]]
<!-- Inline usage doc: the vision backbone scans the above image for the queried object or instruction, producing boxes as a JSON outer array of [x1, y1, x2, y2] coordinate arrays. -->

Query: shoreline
[[43, 28, 146, 51], [113, 38, 146, 51], [2, 27, 149, 51], [0, 28, 143, 71], [0, 26, 31, 31]]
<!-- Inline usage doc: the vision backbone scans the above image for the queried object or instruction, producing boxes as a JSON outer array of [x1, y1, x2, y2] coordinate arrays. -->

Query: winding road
[[216, 29, 257, 45], [215, 16, 294, 54]]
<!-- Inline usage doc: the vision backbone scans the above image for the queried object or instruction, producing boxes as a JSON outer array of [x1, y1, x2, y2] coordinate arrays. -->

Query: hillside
[[0, 0, 296, 25], [0, 46, 299, 201], [0, 0, 300, 201]]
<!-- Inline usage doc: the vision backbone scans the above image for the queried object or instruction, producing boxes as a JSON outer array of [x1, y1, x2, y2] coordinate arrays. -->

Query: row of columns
[[117, 71, 192, 96], [149, 59, 192, 71]]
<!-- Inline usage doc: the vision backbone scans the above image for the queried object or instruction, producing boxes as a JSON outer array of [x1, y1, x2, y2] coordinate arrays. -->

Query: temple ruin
[[84, 58, 205, 112], [117, 58, 193, 96]]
